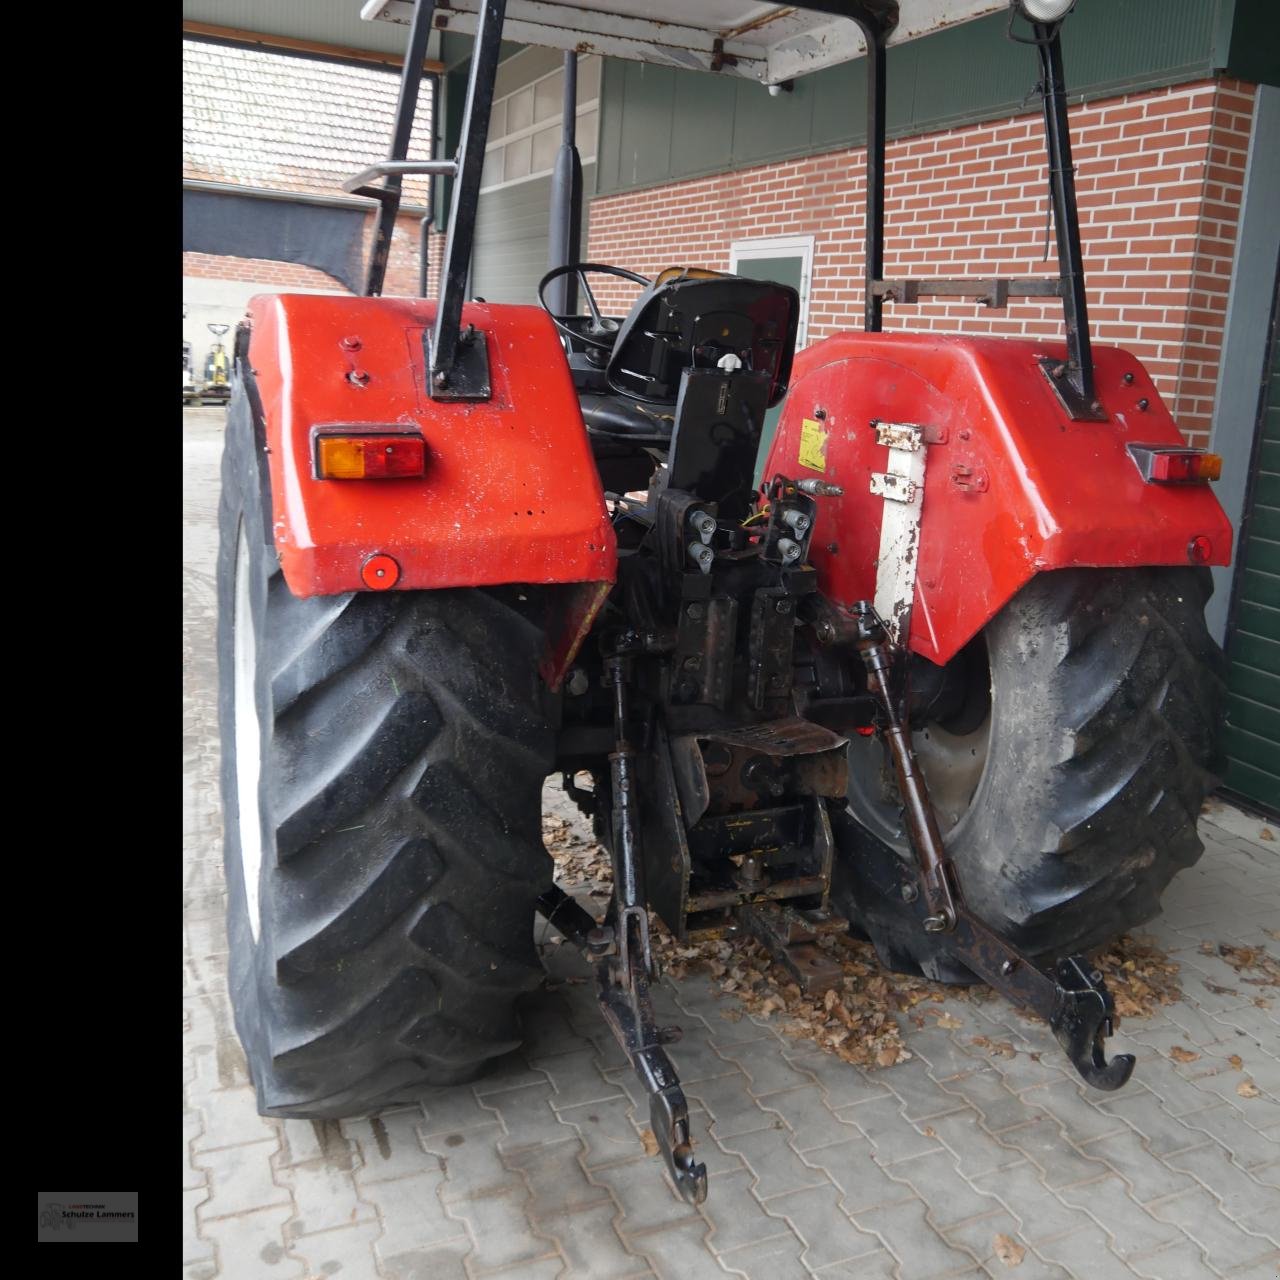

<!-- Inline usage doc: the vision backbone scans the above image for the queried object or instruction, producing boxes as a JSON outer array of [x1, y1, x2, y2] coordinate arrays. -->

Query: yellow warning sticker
[[798, 417, 828, 472]]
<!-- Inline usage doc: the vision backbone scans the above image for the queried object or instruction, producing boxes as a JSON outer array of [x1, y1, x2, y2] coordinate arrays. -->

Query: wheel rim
[[233, 518, 264, 943], [844, 651, 993, 848]]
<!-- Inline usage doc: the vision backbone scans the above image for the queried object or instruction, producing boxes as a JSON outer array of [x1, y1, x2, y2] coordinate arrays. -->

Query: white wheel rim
[[233, 519, 264, 943]]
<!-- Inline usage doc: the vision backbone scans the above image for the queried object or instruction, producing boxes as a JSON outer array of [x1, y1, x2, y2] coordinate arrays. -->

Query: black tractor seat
[[578, 392, 674, 445]]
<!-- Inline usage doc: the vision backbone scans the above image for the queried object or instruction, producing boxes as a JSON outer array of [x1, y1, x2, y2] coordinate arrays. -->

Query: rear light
[[1126, 443, 1222, 485], [314, 432, 426, 480]]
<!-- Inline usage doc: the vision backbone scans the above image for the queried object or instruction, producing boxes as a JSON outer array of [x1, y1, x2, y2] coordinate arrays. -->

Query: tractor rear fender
[[243, 294, 617, 684], [763, 331, 1233, 666]]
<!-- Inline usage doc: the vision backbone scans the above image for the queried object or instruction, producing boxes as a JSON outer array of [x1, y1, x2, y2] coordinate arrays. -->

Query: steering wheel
[[537, 262, 652, 353]]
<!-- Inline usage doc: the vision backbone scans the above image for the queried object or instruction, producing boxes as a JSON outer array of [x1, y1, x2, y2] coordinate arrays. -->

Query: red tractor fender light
[[1126, 443, 1222, 485], [314, 430, 427, 480], [361, 553, 401, 589]]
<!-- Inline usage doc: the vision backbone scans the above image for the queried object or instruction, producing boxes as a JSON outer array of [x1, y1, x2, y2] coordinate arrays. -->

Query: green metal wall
[[595, 0, 1275, 197], [1223, 264, 1280, 812]]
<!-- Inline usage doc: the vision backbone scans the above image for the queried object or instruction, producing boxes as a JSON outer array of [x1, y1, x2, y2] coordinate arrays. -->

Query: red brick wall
[[182, 210, 429, 298], [587, 78, 1255, 448]]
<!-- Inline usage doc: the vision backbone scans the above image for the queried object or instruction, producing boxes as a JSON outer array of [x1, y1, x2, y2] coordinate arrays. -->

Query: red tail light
[[1127, 443, 1222, 485], [314, 432, 426, 480]]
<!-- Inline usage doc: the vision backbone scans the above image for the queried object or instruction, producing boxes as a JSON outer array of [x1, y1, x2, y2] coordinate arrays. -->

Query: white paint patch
[[233, 520, 265, 944], [872, 422, 928, 645]]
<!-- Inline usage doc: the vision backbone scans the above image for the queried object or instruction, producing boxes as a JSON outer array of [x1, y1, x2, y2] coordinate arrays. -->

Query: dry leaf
[[993, 1234, 1025, 1267], [1259, 827, 1275, 841], [921, 1126, 936, 1138], [1227, 1054, 1243, 1070], [639, 1128, 659, 1156], [935, 1012, 962, 1029], [875, 1046, 899, 1068], [1236, 1079, 1261, 1098], [1169, 1046, 1199, 1063]]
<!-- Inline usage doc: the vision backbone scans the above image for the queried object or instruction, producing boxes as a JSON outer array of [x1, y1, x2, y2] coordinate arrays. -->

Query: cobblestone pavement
[[184, 409, 1279, 1279]]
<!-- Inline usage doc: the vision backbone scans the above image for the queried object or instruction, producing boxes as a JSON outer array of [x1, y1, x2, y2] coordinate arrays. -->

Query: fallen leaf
[[1169, 1046, 1199, 1063], [935, 1012, 962, 1029], [1260, 827, 1274, 841], [921, 1125, 936, 1138], [1227, 1054, 1243, 1070], [993, 1234, 1026, 1267], [639, 1128, 659, 1156], [875, 1046, 899, 1068], [1236, 1079, 1260, 1098], [1204, 981, 1238, 997]]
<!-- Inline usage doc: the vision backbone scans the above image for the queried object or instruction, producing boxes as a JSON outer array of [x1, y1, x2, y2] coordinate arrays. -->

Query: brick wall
[[587, 78, 1255, 448], [182, 209, 428, 299]]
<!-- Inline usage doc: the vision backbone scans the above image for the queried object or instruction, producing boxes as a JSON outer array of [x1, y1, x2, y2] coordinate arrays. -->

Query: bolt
[[922, 913, 950, 933], [775, 598, 793, 615], [686, 602, 705, 621], [959, 429, 971, 441], [1091, 400, 1104, 414], [340, 335, 362, 351], [901, 883, 918, 903], [433, 369, 449, 388], [826, 542, 839, 554], [1051, 363, 1067, 379], [347, 369, 370, 386], [565, 667, 589, 697], [1137, 397, 1149, 411], [1123, 372, 1135, 385], [814, 406, 827, 420], [1001, 958, 1017, 976]]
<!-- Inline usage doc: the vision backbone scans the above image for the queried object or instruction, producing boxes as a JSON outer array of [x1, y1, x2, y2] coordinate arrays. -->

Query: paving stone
[[763, 1181, 884, 1270], [788, 1046, 893, 1109], [699, 1164, 796, 1255], [183, 1187, 215, 1267], [716, 1121, 835, 1200], [534, 1198, 650, 1279], [924, 1110, 1026, 1182], [479, 1081, 580, 1155], [1102, 1085, 1224, 1158], [934, 1066, 1044, 1134], [995, 1115, 1114, 1188], [853, 1195, 984, 1279], [288, 1219, 382, 1279], [1125, 1237, 1220, 1280], [194, 1140, 292, 1220], [423, 1123, 512, 1201], [836, 1092, 948, 1164], [277, 1153, 377, 1236], [1055, 1175, 1184, 1259], [776, 1085, 863, 1154], [505, 1135, 614, 1216], [717, 1040, 825, 1098], [885, 1148, 1011, 1229], [192, 1085, 278, 1153], [594, 1157, 705, 1239], [380, 1237, 472, 1280], [556, 1094, 653, 1169], [199, 1204, 303, 1278], [1147, 1189, 1279, 1272], [542, 1047, 627, 1112], [429, 1176, 555, 1274], [518, 987, 597, 1061], [1223, 1252, 1280, 1280], [968, 1160, 1095, 1246], [685, 1071, 790, 1140], [811, 1248, 899, 1278], [943, 1214, 1065, 1277], [1164, 1141, 1280, 1221], [343, 1111, 432, 1184], [1077, 1128, 1202, 1204], [716, 1230, 816, 1280], [359, 1171, 463, 1253], [625, 1218, 734, 1277], [418, 1087, 500, 1137], [910, 1023, 998, 1081], [185, 1109, 208, 1191], [881, 1055, 971, 1124], [1024, 1078, 1129, 1146], [1033, 1222, 1166, 1280], [801, 1138, 917, 1214]]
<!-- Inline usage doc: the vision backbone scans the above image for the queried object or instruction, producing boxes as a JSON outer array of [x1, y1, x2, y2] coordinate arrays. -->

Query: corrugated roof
[[183, 38, 434, 204]]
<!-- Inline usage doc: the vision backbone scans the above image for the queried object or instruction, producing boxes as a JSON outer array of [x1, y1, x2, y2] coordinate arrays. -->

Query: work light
[[1012, 0, 1077, 21]]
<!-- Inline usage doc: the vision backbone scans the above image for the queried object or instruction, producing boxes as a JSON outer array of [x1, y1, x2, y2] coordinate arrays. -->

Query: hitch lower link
[[537, 643, 708, 1204], [850, 603, 1135, 1092]]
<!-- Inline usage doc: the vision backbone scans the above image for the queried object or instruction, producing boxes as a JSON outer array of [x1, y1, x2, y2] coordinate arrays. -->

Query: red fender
[[763, 332, 1232, 666], [245, 293, 616, 599]]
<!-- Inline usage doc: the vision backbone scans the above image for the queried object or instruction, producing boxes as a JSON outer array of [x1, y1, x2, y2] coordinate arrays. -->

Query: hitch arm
[[851, 604, 1134, 1092]]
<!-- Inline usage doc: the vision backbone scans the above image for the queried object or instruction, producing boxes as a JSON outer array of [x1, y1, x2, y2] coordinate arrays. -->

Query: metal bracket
[[1038, 356, 1107, 422], [737, 902, 846, 995], [869, 420, 930, 644], [426, 327, 491, 400]]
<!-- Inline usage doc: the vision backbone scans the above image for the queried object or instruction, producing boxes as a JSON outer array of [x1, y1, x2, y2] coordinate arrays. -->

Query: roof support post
[[546, 52, 583, 316], [363, 0, 435, 296], [859, 22, 888, 333]]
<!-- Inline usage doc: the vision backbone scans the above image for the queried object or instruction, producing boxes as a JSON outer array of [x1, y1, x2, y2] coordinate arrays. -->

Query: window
[[480, 55, 600, 193], [730, 235, 815, 349]]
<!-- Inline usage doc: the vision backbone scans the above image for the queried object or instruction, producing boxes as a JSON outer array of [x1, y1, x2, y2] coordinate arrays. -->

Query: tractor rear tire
[[217, 380, 555, 1117], [832, 567, 1226, 983]]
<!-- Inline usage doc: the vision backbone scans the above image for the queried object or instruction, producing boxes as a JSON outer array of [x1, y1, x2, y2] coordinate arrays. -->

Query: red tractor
[[217, 0, 1230, 1203]]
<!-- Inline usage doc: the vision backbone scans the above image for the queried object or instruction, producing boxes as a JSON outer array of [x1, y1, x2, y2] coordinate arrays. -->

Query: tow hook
[[849, 601, 1135, 1092]]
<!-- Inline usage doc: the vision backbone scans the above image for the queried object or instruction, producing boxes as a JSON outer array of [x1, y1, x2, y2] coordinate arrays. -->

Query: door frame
[[730, 233, 815, 348]]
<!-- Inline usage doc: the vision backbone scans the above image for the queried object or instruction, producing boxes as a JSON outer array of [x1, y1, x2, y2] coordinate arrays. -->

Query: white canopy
[[362, 0, 1011, 84]]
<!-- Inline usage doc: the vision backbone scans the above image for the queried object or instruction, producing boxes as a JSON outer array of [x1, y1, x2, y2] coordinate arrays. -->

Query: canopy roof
[[361, 0, 1011, 84]]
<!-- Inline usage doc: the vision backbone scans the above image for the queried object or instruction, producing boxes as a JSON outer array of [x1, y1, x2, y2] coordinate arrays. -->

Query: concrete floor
[[183, 407, 1279, 1280]]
